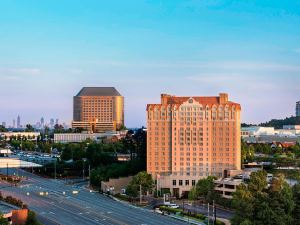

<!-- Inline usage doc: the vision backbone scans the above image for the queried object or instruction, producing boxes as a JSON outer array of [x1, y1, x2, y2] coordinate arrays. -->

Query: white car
[[165, 203, 179, 209]]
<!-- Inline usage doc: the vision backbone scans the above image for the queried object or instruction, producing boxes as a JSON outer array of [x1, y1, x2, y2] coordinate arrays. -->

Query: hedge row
[[159, 205, 225, 225]]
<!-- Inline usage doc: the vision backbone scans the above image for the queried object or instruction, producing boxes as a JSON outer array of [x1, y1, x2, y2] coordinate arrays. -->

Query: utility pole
[[208, 203, 210, 225], [140, 184, 142, 204], [82, 160, 85, 180], [156, 176, 159, 197], [54, 160, 57, 180], [88, 164, 91, 187], [214, 202, 217, 224], [213, 200, 215, 225]]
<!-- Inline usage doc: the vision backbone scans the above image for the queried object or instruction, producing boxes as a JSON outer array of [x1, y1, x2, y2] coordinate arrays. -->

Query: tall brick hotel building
[[72, 87, 124, 133], [146, 93, 241, 197]]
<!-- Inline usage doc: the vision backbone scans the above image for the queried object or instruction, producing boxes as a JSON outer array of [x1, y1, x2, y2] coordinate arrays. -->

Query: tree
[[241, 140, 254, 163], [0, 125, 8, 132], [193, 176, 218, 203], [25, 124, 34, 132], [188, 186, 198, 200], [232, 171, 295, 225], [126, 171, 153, 197], [293, 184, 300, 225], [25, 211, 42, 225], [53, 124, 65, 133], [0, 214, 8, 225]]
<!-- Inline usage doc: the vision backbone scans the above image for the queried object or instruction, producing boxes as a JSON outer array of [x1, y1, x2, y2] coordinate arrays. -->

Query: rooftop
[[76, 87, 121, 97]]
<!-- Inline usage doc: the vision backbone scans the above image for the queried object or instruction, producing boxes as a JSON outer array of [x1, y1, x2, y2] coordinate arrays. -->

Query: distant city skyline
[[0, 1, 300, 127], [1, 116, 63, 128]]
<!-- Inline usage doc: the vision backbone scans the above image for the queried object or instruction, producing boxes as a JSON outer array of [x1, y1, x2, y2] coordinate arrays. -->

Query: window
[[185, 180, 189, 186], [192, 180, 196, 186], [172, 180, 176, 186], [179, 180, 183, 186]]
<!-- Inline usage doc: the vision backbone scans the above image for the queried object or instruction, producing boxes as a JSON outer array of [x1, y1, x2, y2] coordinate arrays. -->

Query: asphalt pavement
[[0, 168, 187, 225]]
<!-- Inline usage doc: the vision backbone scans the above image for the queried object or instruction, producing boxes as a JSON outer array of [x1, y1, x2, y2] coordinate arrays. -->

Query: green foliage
[[114, 193, 132, 201], [0, 214, 9, 225], [26, 211, 42, 225], [159, 206, 182, 214], [231, 171, 295, 225], [25, 124, 34, 132], [90, 159, 145, 186], [189, 176, 219, 203], [259, 116, 300, 129], [241, 140, 255, 163], [0, 125, 8, 132], [293, 184, 300, 225], [240, 219, 253, 225], [85, 143, 116, 167], [126, 171, 153, 197]]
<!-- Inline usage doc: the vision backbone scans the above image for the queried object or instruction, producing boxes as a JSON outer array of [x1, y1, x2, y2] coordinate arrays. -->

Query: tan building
[[72, 87, 124, 133], [147, 93, 241, 197]]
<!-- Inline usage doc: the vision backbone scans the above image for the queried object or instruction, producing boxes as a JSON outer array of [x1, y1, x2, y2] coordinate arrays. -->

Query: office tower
[[50, 118, 55, 128], [55, 118, 59, 125], [17, 115, 21, 128], [13, 119, 16, 128], [72, 87, 124, 133], [146, 93, 241, 196], [41, 117, 45, 128], [1, 122, 6, 127], [296, 101, 300, 117]]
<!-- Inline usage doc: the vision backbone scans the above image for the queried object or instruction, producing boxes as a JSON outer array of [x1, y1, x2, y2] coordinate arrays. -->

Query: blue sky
[[0, 0, 300, 127]]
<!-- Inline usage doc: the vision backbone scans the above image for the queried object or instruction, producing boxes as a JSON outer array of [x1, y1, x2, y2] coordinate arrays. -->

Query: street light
[[82, 158, 87, 180]]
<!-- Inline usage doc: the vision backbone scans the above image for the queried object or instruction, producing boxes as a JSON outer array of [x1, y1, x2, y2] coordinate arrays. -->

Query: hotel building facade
[[72, 87, 124, 133], [146, 93, 241, 197]]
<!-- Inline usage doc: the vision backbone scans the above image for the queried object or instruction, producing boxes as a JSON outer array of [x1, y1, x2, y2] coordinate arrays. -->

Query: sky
[[0, 0, 300, 128]]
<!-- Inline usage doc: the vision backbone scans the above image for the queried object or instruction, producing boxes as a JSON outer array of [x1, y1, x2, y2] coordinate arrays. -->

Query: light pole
[[156, 173, 160, 197], [140, 184, 142, 204], [82, 158, 87, 180], [88, 164, 91, 187], [54, 160, 57, 180], [208, 203, 210, 225]]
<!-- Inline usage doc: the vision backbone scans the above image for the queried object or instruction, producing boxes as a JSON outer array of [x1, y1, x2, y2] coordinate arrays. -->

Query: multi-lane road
[[0, 168, 187, 225]]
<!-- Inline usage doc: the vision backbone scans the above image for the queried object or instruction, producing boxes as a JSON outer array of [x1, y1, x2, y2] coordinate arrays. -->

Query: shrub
[[159, 206, 182, 214], [216, 220, 225, 225]]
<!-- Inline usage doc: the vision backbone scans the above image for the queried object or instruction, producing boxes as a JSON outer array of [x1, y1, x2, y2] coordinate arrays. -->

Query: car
[[164, 203, 179, 209]]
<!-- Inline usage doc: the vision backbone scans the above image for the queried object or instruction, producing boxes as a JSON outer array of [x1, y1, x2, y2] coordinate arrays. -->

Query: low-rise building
[[0, 202, 28, 225], [214, 177, 243, 199], [101, 176, 133, 195], [54, 132, 121, 143], [0, 132, 40, 141], [241, 126, 275, 137]]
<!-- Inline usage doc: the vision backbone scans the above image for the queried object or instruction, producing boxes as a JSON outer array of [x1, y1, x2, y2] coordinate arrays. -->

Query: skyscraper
[[41, 117, 45, 128], [55, 118, 59, 125], [72, 87, 124, 133], [146, 93, 241, 197], [50, 118, 55, 128], [296, 101, 300, 117], [13, 119, 15, 128], [17, 115, 21, 128]]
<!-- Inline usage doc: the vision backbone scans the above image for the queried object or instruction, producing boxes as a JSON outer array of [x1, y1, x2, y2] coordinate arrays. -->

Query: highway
[[0, 168, 187, 225]]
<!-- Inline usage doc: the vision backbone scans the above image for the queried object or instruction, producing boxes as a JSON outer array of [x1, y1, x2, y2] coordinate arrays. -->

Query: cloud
[[67, 69, 83, 75], [0, 68, 41, 82], [0, 67, 41, 76], [87, 60, 300, 72]]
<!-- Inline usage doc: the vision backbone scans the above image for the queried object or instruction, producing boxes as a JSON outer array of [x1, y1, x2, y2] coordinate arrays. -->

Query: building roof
[[147, 94, 241, 110], [76, 87, 121, 97]]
